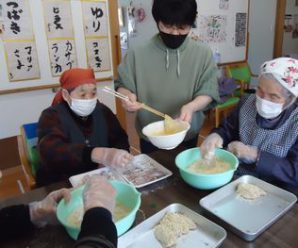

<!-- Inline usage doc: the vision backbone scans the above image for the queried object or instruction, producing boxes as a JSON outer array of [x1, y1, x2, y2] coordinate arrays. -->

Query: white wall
[[282, 0, 298, 57], [0, 82, 116, 139], [119, 0, 278, 87], [119, 0, 156, 58], [1, 0, 280, 139], [248, 0, 277, 86]]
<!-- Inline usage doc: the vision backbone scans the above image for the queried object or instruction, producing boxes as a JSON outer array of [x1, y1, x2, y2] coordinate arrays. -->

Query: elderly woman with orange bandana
[[200, 57, 298, 189], [36, 68, 133, 186]]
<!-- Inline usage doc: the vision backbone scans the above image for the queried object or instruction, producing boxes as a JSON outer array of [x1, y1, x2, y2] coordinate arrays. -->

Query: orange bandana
[[52, 68, 96, 106]]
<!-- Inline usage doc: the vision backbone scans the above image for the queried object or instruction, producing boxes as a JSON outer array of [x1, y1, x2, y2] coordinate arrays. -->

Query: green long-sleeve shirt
[[115, 34, 220, 140]]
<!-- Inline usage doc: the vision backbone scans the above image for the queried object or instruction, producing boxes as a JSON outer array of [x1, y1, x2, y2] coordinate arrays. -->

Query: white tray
[[69, 167, 125, 187], [118, 203, 227, 248], [199, 175, 297, 241], [120, 154, 172, 188], [69, 154, 172, 188]]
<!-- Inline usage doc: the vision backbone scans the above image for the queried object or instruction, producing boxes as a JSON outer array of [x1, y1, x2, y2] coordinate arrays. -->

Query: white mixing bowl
[[142, 120, 190, 150]]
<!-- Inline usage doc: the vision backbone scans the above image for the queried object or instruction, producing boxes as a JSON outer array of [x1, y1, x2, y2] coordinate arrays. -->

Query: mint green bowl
[[175, 147, 239, 190], [56, 180, 141, 240]]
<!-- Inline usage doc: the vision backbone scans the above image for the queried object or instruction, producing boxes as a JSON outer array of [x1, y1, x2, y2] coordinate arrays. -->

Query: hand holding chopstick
[[103, 87, 141, 112], [103, 87, 169, 119]]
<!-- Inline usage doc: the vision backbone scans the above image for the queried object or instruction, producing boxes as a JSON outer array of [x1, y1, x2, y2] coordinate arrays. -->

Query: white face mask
[[69, 97, 97, 117], [255, 95, 283, 119]]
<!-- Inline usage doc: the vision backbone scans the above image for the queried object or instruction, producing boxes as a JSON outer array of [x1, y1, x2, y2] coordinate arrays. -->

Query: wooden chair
[[226, 61, 258, 96], [214, 97, 240, 127], [17, 123, 38, 189]]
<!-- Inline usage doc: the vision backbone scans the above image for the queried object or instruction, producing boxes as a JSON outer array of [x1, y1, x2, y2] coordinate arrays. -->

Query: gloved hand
[[200, 133, 223, 160], [83, 175, 116, 213], [227, 141, 258, 164], [29, 188, 71, 227], [117, 88, 142, 112], [179, 103, 196, 123], [91, 147, 134, 169]]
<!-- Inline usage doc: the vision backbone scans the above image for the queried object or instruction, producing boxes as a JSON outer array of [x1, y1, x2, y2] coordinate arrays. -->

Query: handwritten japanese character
[[17, 59, 24, 70], [54, 63, 62, 73], [53, 7, 63, 30], [10, 21, 20, 34]]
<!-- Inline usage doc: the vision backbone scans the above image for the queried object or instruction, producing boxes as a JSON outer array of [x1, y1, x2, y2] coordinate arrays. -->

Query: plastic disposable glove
[[83, 175, 116, 213], [179, 103, 196, 123], [117, 88, 142, 112], [200, 133, 223, 160], [29, 188, 71, 227], [91, 147, 134, 169], [227, 141, 258, 164]]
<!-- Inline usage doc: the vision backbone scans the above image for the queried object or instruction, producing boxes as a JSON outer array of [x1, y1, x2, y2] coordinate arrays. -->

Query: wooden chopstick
[[141, 103, 165, 118], [102, 87, 167, 119], [102, 87, 129, 101]]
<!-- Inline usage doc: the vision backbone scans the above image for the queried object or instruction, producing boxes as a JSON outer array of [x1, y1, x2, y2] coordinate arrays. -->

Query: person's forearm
[[91, 148, 106, 164], [0, 205, 35, 242], [187, 95, 213, 112], [75, 208, 117, 248], [257, 151, 298, 187]]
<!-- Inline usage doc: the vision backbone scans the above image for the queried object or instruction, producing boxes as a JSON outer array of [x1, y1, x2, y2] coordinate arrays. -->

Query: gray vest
[[54, 102, 109, 147], [239, 95, 298, 158]]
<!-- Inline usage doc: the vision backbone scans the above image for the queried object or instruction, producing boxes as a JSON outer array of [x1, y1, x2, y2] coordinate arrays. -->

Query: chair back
[[213, 76, 240, 127], [226, 62, 252, 85], [18, 122, 39, 188]]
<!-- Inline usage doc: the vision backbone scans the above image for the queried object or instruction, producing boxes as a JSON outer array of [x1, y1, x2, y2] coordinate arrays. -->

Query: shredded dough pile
[[188, 157, 230, 174], [150, 115, 186, 136], [154, 212, 196, 247], [67, 202, 130, 228], [237, 182, 267, 200]]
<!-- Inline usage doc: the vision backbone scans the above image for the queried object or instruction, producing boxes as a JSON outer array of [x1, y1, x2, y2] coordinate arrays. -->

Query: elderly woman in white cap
[[200, 57, 298, 187]]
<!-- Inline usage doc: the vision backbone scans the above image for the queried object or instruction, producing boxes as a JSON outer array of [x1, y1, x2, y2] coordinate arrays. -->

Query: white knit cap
[[260, 57, 298, 97]]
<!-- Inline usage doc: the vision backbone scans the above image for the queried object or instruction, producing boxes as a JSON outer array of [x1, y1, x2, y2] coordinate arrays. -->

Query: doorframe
[[273, 0, 286, 57], [109, 0, 127, 130]]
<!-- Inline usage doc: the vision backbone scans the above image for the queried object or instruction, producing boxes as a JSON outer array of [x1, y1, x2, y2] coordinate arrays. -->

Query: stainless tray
[[69, 154, 172, 188], [120, 154, 172, 188], [118, 203, 227, 248], [199, 175, 297, 241]]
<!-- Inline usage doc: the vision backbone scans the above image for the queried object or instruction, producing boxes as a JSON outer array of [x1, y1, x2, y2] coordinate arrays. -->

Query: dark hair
[[152, 0, 197, 27]]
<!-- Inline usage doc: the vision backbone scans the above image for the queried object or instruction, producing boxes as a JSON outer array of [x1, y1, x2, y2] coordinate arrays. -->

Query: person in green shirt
[[115, 0, 220, 153]]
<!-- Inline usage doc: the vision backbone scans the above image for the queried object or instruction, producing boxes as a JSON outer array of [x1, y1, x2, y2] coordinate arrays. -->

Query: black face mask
[[159, 31, 188, 49]]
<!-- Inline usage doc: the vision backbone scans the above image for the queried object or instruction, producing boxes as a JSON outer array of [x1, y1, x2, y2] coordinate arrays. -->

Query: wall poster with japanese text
[[0, 0, 40, 82], [82, 0, 111, 72], [82, 0, 108, 37], [0, 0, 114, 93], [1, 0, 34, 40], [43, 0, 78, 76], [48, 39, 78, 76], [43, 0, 74, 39], [4, 41, 40, 81], [86, 38, 111, 72]]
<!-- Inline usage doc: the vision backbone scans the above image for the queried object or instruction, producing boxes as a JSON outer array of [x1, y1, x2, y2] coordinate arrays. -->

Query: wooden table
[[0, 166, 29, 200], [1, 147, 298, 248]]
